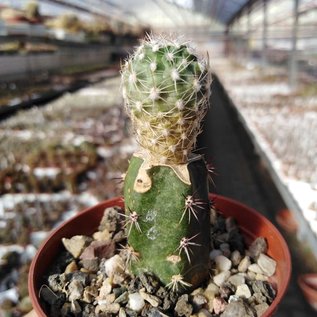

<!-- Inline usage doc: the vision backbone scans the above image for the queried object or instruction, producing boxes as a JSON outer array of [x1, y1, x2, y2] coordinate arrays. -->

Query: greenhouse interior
[[0, 0, 316, 316]]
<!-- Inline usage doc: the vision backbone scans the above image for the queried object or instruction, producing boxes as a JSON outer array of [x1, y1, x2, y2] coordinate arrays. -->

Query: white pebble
[[257, 253, 277, 277], [104, 255, 125, 277], [248, 263, 264, 275], [215, 255, 232, 272], [98, 278, 112, 299], [213, 271, 230, 287], [238, 256, 251, 273], [228, 295, 239, 303], [0, 287, 19, 304], [235, 284, 251, 299], [62, 235, 91, 258], [228, 274, 245, 287], [128, 292, 145, 312], [256, 273, 269, 281], [140, 289, 160, 307], [119, 307, 127, 317], [204, 282, 219, 301]]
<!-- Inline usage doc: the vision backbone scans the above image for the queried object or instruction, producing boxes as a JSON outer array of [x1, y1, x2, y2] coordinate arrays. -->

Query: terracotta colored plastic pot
[[29, 194, 291, 316], [298, 274, 317, 311]]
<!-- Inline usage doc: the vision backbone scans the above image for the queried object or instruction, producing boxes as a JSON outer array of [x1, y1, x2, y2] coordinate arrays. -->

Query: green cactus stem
[[121, 35, 211, 291]]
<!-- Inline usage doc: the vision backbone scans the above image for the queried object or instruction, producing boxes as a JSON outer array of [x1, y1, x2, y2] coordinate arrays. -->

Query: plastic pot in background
[[275, 209, 298, 234], [29, 194, 291, 317], [298, 274, 317, 312]]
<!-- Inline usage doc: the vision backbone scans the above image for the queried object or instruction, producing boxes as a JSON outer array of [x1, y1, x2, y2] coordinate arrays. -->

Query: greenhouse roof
[[43, 0, 255, 29], [195, 0, 251, 24]]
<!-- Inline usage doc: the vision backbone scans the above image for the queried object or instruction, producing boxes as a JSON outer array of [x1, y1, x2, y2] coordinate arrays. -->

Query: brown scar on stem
[[166, 254, 181, 264]]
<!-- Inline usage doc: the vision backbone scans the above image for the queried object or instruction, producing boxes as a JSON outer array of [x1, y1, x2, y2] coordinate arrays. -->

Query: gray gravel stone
[[140, 289, 161, 307], [95, 302, 120, 314], [251, 280, 276, 304], [81, 257, 99, 272], [191, 293, 207, 310], [68, 279, 84, 301], [61, 302, 71, 317], [115, 291, 129, 304], [70, 300, 82, 314], [39, 285, 65, 308], [82, 303, 95, 317], [48, 273, 67, 292], [98, 207, 120, 232], [221, 299, 256, 317], [255, 302, 270, 316], [83, 285, 98, 303], [209, 249, 223, 261], [248, 238, 267, 261], [174, 294, 193, 317], [140, 273, 160, 294], [219, 283, 235, 300]]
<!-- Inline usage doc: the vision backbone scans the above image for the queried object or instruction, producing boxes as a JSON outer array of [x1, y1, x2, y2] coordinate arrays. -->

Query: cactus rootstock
[[122, 35, 211, 291]]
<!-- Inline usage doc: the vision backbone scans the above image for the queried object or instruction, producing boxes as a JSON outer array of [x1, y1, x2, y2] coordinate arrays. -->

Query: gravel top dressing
[[41, 204, 277, 317]]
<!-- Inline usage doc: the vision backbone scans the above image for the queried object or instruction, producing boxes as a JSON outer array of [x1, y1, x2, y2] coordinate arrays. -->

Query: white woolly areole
[[135, 101, 142, 111], [143, 121, 151, 129], [193, 78, 201, 92], [176, 100, 184, 110], [177, 118, 185, 126], [162, 129, 169, 137], [169, 145, 176, 153], [129, 72, 137, 84], [166, 52, 174, 61], [149, 87, 160, 100], [152, 44, 159, 52], [171, 69, 180, 81], [150, 62, 157, 72]]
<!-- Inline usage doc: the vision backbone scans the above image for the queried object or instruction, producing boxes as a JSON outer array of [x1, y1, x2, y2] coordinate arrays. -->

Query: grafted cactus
[[122, 35, 211, 291]]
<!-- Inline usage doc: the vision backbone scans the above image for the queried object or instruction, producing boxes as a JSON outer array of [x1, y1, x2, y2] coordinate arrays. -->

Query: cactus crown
[[122, 35, 211, 164]]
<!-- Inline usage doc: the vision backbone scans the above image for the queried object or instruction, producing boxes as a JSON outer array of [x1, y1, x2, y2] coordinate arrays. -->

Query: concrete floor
[[197, 76, 316, 317]]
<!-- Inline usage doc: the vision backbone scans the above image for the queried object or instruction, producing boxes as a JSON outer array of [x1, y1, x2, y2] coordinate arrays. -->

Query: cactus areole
[[122, 35, 212, 291]]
